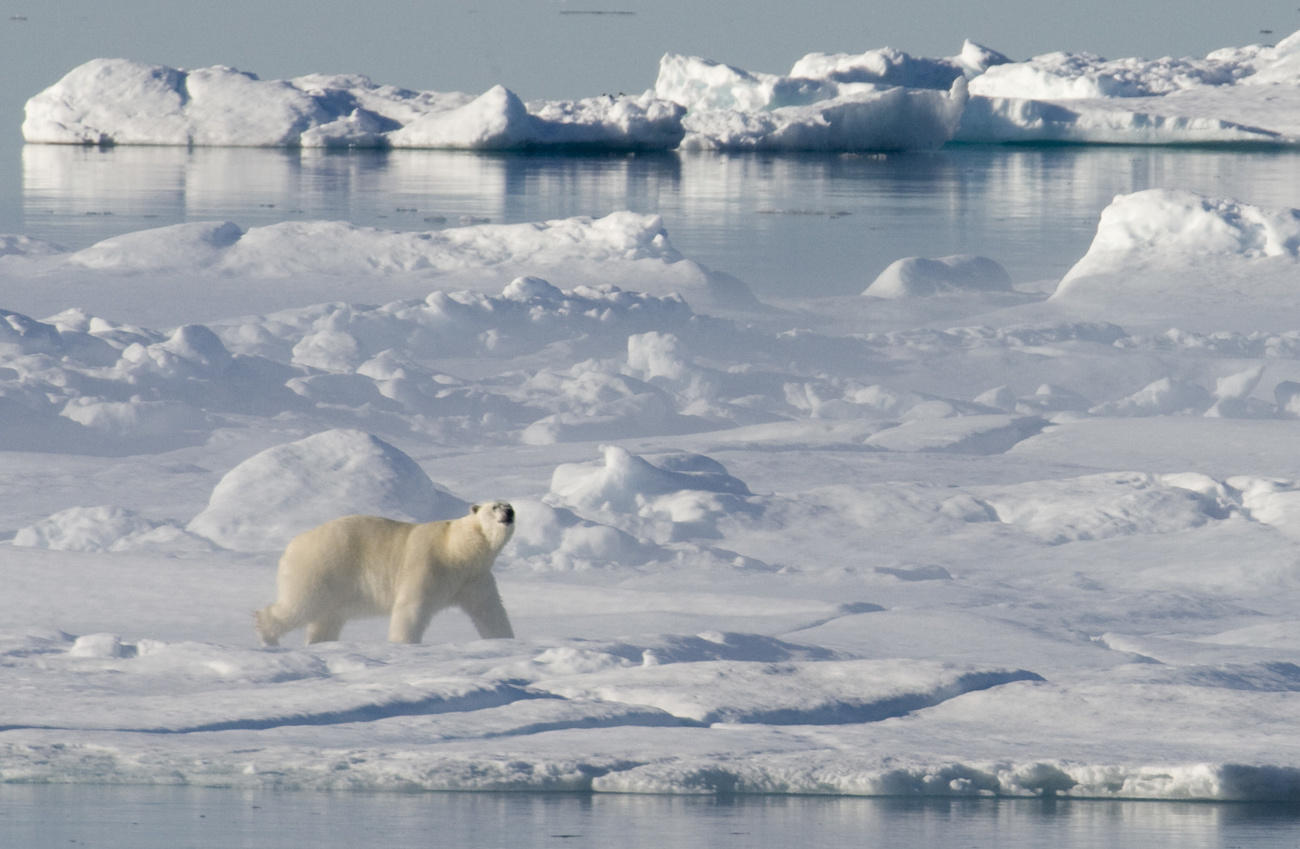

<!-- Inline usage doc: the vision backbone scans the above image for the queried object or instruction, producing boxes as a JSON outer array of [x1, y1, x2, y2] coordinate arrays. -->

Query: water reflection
[[2, 785, 1298, 849], [19, 143, 1300, 296]]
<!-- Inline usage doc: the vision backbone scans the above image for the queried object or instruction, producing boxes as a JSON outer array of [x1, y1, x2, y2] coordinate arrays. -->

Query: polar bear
[[254, 502, 516, 646]]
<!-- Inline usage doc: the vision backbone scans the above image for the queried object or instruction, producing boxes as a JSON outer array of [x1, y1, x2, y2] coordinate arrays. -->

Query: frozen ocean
[[3, 20, 1300, 846]]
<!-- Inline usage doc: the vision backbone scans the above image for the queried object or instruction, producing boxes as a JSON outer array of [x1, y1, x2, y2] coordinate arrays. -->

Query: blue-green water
[[6, 143, 1300, 297], [2, 786, 1298, 849]]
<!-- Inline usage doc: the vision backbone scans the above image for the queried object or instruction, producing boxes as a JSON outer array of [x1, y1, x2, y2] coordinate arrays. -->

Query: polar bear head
[[471, 501, 516, 550]]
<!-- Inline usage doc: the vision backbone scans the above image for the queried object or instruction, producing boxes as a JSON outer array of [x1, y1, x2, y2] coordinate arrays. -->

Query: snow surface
[[23, 29, 1300, 150], [4, 183, 1300, 800]]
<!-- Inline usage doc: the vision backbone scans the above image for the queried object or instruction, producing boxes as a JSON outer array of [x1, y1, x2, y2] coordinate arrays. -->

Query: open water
[[2, 785, 1299, 849], [5, 142, 1300, 297]]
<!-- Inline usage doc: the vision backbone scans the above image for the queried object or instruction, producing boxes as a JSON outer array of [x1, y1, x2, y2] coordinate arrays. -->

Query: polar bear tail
[[254, 606, 283, 647]]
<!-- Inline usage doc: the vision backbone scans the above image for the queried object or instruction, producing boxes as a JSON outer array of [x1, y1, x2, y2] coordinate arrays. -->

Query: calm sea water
[[2, 786, 1298, 849], [6, 142, 1300, 297]]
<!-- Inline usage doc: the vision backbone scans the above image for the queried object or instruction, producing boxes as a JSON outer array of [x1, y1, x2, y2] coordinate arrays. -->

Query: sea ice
[[3, 140, 1300, 800], [23, 29, 1300, 151], [22, 59, 686, 151]]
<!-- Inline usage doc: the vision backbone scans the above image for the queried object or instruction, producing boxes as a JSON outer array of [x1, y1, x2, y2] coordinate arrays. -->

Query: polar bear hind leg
[[254, 603, 300, 647], [305, 614, 347, 644]]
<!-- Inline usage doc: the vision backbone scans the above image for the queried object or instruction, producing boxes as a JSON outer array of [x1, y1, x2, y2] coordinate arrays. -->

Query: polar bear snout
[[474, 501, 515, 525]]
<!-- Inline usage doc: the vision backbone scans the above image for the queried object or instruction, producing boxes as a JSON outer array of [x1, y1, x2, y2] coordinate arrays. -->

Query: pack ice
[[4, 148, 1300, 800]]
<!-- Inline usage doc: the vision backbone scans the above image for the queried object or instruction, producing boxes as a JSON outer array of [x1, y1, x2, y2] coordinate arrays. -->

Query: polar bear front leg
[[457, 573, 514, 639], [388, 589, 435, 644]]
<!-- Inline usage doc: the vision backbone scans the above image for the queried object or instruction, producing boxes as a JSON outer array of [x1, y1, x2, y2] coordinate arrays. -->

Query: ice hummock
[[1047, 189, 1300, 329], [23, 30, 1300, 151], [186, 429, 468, 552], [652, 53, 970, 151]]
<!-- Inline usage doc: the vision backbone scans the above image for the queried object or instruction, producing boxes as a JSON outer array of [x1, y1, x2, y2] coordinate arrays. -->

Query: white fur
[[255, 501, 515, 646]]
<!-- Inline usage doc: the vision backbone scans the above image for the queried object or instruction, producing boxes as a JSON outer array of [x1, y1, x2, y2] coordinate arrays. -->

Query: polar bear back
[[277, 513, 488, 615]]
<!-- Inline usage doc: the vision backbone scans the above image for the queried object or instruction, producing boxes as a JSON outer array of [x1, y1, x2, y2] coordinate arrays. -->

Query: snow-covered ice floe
[[4, 192, 1300, 799], [23, 29, 1300, 151], [21, 59, 687, 151], [957, 29, 1300, 144], [652, 53, 971, 151], [0, 210, 754, 323]]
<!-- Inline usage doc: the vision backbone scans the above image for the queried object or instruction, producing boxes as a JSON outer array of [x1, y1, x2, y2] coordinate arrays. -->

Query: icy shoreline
[[21, 28, 1300, 151]]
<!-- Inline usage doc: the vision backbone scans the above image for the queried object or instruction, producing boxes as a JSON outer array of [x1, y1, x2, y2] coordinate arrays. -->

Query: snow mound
[[549, 446, 756, 543], [509, 499, 660, 570], [1052, 190, 1300, 321], [1232, 476, 1300, 539], [864, 254, 1012, 298], [980, 472, 1234, 544], [551, 446, 751, 508], [13, 505, 212, 553], [23, 59, 685, 151], [1070, 190, 1300, 265], [186, 429, 466, 552], [1090, 377, 1216, 417]]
